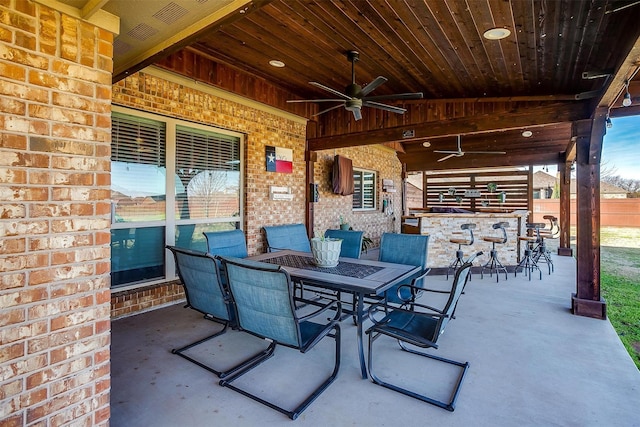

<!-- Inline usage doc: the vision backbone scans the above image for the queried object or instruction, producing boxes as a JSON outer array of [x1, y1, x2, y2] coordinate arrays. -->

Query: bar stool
[[480, 222, 509, 282], [514, 224, 542, 280], [532, 215, 558, 274], [446, 223, 476, 280]]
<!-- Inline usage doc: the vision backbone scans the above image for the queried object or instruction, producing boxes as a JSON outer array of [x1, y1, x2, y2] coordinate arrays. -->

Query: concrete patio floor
[[110, 254, 640, 426]]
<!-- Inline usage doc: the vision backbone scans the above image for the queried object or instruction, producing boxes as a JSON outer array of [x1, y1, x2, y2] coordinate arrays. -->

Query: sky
[[534, 115, 639, 180], [603, 115, 640, 180]]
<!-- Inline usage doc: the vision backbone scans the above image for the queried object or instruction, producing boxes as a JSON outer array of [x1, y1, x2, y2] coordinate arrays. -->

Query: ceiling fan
[[287, 50, 423, 121], [435, 135, 507, 162]]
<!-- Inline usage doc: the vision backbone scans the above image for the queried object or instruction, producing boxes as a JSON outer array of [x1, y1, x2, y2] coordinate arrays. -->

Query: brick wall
[[110, 69, 402, 318], [313, 145, 402, 246], [110, 281, 184, 319], [112, 69, 309, 255], [0, 2, 113, 425], [110, 69, 310, 318]]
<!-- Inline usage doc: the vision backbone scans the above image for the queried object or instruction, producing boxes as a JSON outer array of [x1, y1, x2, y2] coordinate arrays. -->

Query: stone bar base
[[401, 210, 529, 268], [571, 293, 607, 320]]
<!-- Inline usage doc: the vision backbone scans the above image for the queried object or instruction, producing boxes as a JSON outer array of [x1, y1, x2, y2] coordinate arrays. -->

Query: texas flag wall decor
[[265, 146, 293, 173]]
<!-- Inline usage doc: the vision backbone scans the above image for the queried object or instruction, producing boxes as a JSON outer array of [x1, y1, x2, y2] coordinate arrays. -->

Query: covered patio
[[3, 1, 640, 425], [111, 254, 640, 426]]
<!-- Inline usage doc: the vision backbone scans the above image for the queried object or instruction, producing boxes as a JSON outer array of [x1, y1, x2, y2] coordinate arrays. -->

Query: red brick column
[[0, 2, 114, 425]]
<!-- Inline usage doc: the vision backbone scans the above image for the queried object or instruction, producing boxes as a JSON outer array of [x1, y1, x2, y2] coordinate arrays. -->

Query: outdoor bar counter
[[401, 209, 530, 269]]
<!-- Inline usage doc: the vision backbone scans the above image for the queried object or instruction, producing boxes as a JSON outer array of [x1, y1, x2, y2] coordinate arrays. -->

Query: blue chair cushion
[[203, 229, 248, 258], [167, 246, 231, 322], [324, 229, 364, 259], [378, 233, 430, 304], [222, 256, 300, 347], [263, 224, 311, 252]]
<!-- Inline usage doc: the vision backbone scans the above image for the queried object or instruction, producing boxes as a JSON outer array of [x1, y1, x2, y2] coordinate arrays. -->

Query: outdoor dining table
[[248, 249, 421, 379]]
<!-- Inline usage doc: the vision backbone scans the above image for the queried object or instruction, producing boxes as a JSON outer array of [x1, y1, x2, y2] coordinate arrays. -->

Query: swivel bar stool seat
[[514, 223, 543, 280], [480, 222, 509, 282], [446, 223, 476, 280]]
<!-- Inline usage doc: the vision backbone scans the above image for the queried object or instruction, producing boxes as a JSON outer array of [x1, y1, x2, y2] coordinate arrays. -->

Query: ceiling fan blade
[[437, 153, 458, 162], [362, 92, 424, 101], [363, 101, 406, 114], [352, 108, 362, 121], [309, 82, 352, 100], [312, 103, 346, 117], [433, 150, 460, 154], [360, 76, 387, 96], [287, 98, 349, 103], [464, 151, 507, 155]]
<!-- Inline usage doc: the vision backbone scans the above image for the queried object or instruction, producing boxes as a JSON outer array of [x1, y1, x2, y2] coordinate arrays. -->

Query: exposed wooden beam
[[308, 102, 591, 151], [400, 151, 565, 172], [564, 137, 577, 163], [596, 31, 640, 109], [382, 141, 405, 153], [80, 0, 108, 19], [609, 100, 640, 117]]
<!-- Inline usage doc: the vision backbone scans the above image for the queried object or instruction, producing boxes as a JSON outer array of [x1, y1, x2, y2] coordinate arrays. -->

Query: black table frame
[[249, 250, 420, 379]]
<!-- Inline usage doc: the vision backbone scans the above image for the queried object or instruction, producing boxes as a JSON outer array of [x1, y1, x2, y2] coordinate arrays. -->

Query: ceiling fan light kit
[[286, 50, 423, 120]]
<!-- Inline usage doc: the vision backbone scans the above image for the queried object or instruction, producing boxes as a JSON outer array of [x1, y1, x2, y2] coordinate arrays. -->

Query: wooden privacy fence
[[533, 199, 640, 227], [419, 169, 531, 212]]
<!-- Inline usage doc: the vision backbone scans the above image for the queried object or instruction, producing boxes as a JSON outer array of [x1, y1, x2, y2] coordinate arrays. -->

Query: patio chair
[[218, 256, 341, 420], [203, 229, 248, 258], [263, 223, 311, 252], [203, 229, 249, 287], [365, 254, 478, 412], [166, 246, 273, 379], [305, 228, 364, 315], [377, 233, 431, 304], [324, 228, 364, 259]]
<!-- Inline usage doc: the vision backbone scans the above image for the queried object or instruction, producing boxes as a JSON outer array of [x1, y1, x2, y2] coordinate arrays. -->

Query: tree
[[188, 170, 229, 217], [601, 174, 640, 197]]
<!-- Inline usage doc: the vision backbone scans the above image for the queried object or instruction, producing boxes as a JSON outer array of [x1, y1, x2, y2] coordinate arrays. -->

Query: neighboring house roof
[[532, 171, 557, 189]]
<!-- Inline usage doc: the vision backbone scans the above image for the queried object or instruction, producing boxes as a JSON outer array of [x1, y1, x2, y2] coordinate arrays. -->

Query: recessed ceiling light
[[269, 60, 285, 68], [422, 141, 431, 147], [483, 27, 511, 40], [522, 130, 533, 137]]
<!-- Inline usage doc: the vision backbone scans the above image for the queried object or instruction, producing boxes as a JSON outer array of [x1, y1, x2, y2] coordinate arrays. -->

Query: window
[[110, 108, 243, 288], [353, 168, 376, 210]]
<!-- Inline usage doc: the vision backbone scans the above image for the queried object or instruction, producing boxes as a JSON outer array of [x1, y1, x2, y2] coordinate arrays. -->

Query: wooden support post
[[305, 121, 317, 240], [401, 164, 408, 216], [571, 114, 606, 320], [557, 161, 573, 256], [422, 171, 428, 209]]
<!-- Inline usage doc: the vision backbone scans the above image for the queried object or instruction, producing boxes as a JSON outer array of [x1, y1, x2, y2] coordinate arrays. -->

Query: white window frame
[[352, 167, 377, 211], [111, 105, 244, 290]]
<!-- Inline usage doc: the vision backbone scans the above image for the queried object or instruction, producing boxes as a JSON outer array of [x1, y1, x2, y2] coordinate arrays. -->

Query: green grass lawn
[[598, 228, 640, 369]]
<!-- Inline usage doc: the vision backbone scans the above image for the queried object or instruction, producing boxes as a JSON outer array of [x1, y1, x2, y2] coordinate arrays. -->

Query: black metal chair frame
[[480, 222, 509, 282], [166, 246, 272, 379], [365, 255, 478, 412], [514, 224, 542, 280], [218, 256, 342, 420], [446, 223, 475, 280], [531, 215, 558, 274]]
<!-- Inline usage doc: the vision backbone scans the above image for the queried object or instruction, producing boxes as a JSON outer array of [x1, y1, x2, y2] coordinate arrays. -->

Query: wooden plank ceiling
[[107, 0, 640, 171]]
